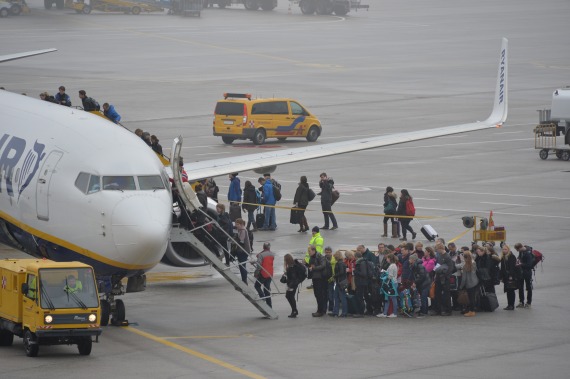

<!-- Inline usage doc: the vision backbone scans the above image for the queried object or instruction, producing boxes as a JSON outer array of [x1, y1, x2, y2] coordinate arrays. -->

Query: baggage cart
[[534, 123, 570, 161]]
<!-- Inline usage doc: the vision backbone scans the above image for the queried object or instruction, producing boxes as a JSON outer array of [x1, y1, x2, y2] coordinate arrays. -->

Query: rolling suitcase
[[256, 211, 265, 229], [229, 203, 241, 222], [419, 224, 438, 242], [346, 293, 360, 315]]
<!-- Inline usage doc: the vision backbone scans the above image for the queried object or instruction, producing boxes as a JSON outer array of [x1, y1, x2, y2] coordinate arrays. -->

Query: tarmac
[[1, 0, 570, 378]]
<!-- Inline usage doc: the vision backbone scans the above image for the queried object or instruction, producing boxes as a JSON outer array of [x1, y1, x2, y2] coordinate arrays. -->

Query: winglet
[[485, 38, 508, 126], [0, 48, 57, 64]]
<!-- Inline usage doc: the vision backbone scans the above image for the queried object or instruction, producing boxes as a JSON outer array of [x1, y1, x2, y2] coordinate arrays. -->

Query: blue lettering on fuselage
[[499, 49, 506, 105], [0, 133, 45, 200]]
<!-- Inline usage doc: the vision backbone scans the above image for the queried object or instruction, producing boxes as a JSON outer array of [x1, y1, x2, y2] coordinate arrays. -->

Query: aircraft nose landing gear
[[98, 278, 129, 326]]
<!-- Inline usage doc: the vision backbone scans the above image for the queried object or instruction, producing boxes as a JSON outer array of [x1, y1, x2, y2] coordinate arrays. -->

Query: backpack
[[255, 188, 262, 204], [405, 198, 416, 216], [294, 261, 307, 283], [527, 246, 544, 269], [357, 260, 373, 279], [91, 98, 101, 111], [272, 181, 282, 201], [308, 188, 316, 202]]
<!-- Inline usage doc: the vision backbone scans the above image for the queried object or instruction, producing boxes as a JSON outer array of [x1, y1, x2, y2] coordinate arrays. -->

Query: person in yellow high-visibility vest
[[305, 226, 324, 264], [63, 275, 83, 294]]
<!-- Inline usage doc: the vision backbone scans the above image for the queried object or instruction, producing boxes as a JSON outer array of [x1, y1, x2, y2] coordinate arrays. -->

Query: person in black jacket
[[432, 245, 453, 316], [514, 243, 533, 309], [410, 254, 431, 316], [332, 250, 348, 317], [293, 176, 310, 232], [501, 244, 520, 310], [396, 189, 416, 241], [284, 254, 304, 318], [318, 173, 338, 230], [308, 245, 327, 317], [382, 186, 398, 238], [78, 90, 100, 112], [242, 180, 259, 231]]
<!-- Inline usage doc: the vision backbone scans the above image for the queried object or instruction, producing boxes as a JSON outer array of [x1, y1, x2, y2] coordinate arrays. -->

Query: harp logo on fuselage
[[0, 134, 46, 201]]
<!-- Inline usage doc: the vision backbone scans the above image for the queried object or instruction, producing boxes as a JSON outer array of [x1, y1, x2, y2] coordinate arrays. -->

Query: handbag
[[477, 267, 491, 282], [280, 274, 287, 284], [338, 278, 349, 290], [331, 189, 340, 205], [457, 289, 469, 306], [506, 279, 518, 290], [429, 282, 436, 299]]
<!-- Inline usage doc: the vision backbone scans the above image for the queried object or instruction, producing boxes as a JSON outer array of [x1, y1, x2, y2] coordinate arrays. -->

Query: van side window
[[290, 102, 307, 116], [272, 101, 289, 115]]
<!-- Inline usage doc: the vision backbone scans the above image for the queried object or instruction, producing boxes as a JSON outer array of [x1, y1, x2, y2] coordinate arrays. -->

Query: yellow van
[[212, 93, 322, 145]]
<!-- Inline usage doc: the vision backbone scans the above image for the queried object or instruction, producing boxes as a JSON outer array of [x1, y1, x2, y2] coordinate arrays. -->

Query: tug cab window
[[103, 176, 136, 191]]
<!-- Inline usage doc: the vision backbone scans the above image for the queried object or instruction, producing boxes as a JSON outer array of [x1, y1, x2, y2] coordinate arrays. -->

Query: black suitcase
[[347, 293, 361, 315], [256, 212, 265, 229], [420, 224, 438, 242], [229, 203, 241, 222]]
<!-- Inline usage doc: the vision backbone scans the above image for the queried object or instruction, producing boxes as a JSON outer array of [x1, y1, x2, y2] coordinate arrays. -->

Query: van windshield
[[39, 268, 99, 309], [215, 102, 243, 116]]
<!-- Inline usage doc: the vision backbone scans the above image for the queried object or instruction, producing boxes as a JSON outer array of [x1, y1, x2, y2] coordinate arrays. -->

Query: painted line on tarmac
[[124, 327, 266, 379], [163, 334, 254, 340], [480, 201, 529, 207]]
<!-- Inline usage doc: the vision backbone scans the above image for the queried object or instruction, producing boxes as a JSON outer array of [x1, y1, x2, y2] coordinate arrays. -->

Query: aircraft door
[[36, 151, 63, 221]]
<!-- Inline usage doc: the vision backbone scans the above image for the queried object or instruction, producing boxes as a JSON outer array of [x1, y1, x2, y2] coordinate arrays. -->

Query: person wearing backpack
[[242, 180, 259, 232], [318, 172, 338, 230], [308, 244, 327, 317], [410, 253, 431, 316], [293, 176, 310, 233], [353, 251, 374, 318], [431, 245, 454, 316], [514, 243, 534, 309], [396, 189, 417, 241], [283, 254, 305, 318], [261, 176, 277, 231], [382, 186, 398, 238], [332, 250, 348, 317], [234, 218, 251, 285], [500, 244, 520, 310], [378, 253, 399, 318], [78, 90, 100, 112]]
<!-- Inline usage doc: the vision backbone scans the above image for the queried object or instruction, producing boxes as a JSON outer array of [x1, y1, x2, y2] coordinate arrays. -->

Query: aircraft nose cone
[[111, 194, 171, 266]]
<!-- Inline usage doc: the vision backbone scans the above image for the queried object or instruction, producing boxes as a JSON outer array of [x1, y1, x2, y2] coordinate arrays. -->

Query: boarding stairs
[[169, 137, 278, 320]]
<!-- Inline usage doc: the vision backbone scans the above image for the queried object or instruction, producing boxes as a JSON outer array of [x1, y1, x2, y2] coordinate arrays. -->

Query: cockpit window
[[138, 175, 166, 190], [88, 175, 100, 194], [74, 172, 90, 194], [103, 176, 136, 191]]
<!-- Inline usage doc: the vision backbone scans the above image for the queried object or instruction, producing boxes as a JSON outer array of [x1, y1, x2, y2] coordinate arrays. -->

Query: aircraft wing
[[183, 38, 508, 182], [0, 48, 57, 63]]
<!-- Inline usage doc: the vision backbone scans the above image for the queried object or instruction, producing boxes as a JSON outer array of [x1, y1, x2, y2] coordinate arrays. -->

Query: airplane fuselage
[[0, 91, 173, 279]]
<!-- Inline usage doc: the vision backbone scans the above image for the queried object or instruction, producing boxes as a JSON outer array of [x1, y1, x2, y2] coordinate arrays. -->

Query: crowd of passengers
[[293, 240, 535, 319]]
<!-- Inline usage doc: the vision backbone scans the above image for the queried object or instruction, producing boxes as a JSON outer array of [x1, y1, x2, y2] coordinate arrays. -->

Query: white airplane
[[0, 38, 508, 324]]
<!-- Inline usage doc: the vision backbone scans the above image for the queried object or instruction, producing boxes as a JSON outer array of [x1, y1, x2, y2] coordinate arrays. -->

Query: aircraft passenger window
[[138, 175, 165, 190], [102, 176, 136, 191], [74, 172, 90, 194], [88, 175, 100, 194], [290, 102, 307, 116]]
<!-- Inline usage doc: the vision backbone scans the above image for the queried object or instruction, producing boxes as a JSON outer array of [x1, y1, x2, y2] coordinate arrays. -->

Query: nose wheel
[[100, 297, 128, 326]]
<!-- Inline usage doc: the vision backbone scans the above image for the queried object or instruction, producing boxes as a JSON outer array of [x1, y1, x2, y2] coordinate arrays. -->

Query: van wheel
[[222, 136, 235, 144], [562, 151, 570, 161], [131, 6, 141, 15], [100, 300, 110, 326], [0, 8, 8, 17], [260, 0, 275, 11], [77, 337, 92, 356], [306, 126, 319, 142], [0, 330, 14, 346], [539, 149, 548, 160], [82, 5, 91, 14], [252, 129, 266, 145], [333, 4, 348, 15], [24, 330, 39, 357], [244, 0, 258, 10]]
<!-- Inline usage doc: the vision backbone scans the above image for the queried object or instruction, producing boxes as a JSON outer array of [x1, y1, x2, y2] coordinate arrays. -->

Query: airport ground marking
[[124, 327, 266, 379]]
